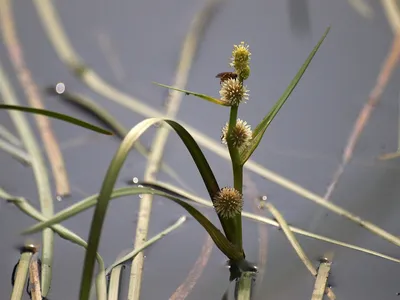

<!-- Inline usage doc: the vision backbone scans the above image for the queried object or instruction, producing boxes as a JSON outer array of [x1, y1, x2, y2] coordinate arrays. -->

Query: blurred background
[[1, 0, 400, 299]]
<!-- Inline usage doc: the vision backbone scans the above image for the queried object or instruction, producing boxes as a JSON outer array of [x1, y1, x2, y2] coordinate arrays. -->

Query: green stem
[[235, 271, 256, 300], [226, 105, 243, 250], [0, 137, 31, 165]]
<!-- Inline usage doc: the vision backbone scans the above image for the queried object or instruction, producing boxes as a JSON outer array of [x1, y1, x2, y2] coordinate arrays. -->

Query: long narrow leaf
[[21, 185, 242, 262], [20, 182, 400, 264], [22, 187, 150, 234], [240, 27, 330, 165], [0, 104, 113, 135], [105, 216, 187, 276], [47, 89, 189, 189], [79, 117, 236, 300], [153, 82, 230, 106]]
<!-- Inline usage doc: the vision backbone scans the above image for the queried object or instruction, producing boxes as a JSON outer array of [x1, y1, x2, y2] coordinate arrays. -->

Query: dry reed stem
[[108, 265, 123, 300], [264, 203, 335, 300], [128, 2, 222, 299], [29, 254, 42, 300], [243, 173, 268, 291], [0, 0, 70, 196], [322, 30, 400, 201], [107, 251, 126, 300], [311, 253, 334, 300], [10, 250, 33, 300], [381, 0, 400, 32], [348, 0, 374, 19], [169, 234, 213, 300]]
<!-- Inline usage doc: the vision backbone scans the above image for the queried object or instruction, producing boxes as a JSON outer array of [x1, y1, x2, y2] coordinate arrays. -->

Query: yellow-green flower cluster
[[230, 42, 251, 81]]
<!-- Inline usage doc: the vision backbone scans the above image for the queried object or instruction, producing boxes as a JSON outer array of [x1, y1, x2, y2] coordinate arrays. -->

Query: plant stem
[[29, 254, 42, 300], [107, 264, 123, 300], [0, 124, 22, 146], [0, 188, 107, 300], [169, 233, 213, 300], [226, 105, 243, 250], [11, 247, 35, 300], [265, 202, 335, 299], [0, 137, 31, 165], [127, 2, 220, 298], [106, 216, 186, 275], [0, 0, 70, 196], [381, 0, 400, 32], [311, 254, 334, 300], [235, 272, 256, 300], [0, 59, 54, 297]]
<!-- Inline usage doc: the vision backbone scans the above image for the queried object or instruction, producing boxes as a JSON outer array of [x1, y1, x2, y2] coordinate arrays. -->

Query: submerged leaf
[[0, 104, 113, 135], [153, 82, 230, 106], [239, 27, 330, 165]]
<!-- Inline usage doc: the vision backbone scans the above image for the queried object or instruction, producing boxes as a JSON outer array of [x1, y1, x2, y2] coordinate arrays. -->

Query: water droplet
[[138, 184, 144, 199], [55, 82, 65, 94], [132, 177, 139, 184], [256, 195, 268, 210], [56, 195, 63, 202]]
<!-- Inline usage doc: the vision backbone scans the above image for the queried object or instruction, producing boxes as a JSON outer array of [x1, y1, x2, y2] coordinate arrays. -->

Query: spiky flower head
[[219, 78, 249, 106], [230, 42, 251, 78], [213, 187, 243, 218], [221, 119, 252, 148]]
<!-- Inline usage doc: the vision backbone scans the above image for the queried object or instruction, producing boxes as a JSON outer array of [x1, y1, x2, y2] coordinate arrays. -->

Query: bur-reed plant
[[1, 27, 329, 299]]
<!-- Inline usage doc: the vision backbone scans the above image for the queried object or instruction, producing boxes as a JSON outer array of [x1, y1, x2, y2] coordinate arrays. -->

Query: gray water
[[1, 0, 400, 299]]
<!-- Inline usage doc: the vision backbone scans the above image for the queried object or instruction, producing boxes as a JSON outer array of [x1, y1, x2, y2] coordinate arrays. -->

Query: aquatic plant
[[0, 26, 329, 300]]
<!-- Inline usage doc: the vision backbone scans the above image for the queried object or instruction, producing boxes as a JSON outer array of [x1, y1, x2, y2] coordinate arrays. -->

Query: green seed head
[[213, 187, 243, 219], [221, 119, 252, 148], [230, 42, 251, 77]]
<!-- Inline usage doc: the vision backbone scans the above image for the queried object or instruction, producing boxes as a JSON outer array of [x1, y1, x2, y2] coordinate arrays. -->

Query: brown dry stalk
[[323, 32, 400, 201], [128, 2, 223, 299], [0, 0, 70, 196], [169, 233, 213, 300], [29, 255, 42, 300]]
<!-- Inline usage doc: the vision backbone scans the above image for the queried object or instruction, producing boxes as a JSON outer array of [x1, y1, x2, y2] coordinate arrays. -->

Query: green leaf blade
[[74, 117, 225, 300], [0, 104, 113, 135], [153, 82, 230, 106], [240, 27, 330, 165]]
